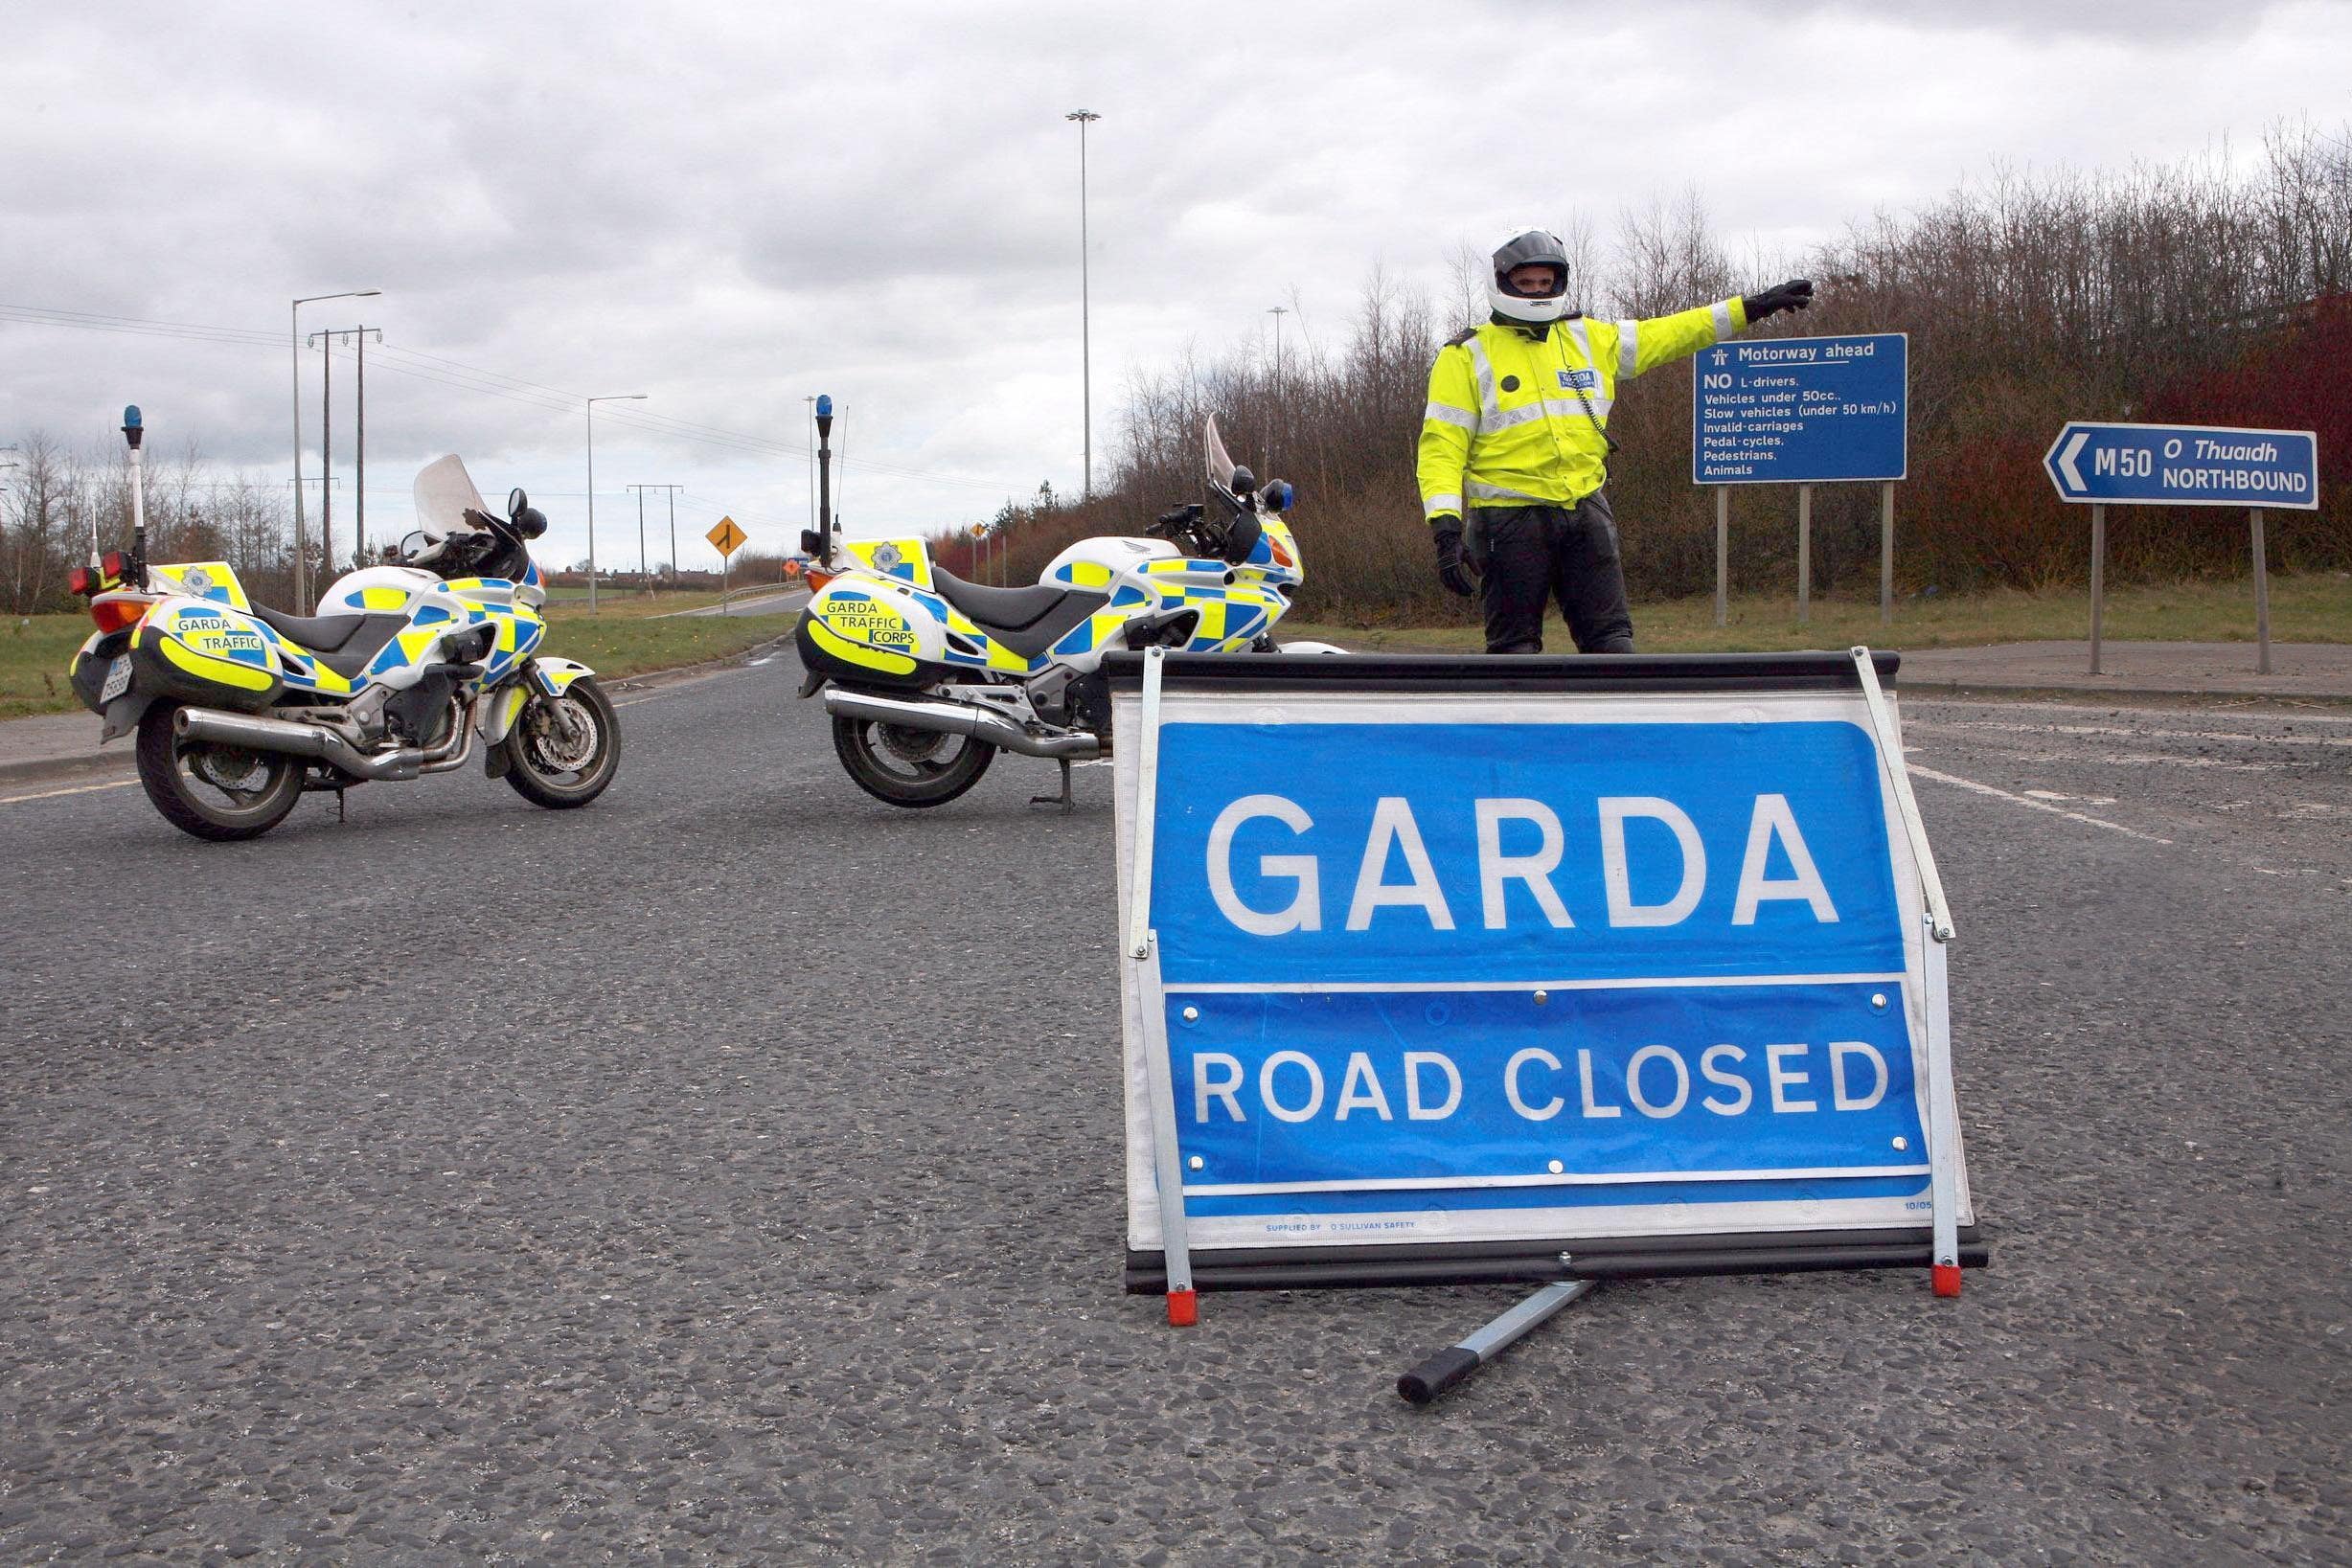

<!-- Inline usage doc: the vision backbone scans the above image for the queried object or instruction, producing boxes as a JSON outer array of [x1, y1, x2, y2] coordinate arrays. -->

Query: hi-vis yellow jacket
[[1417, 298, 1749, 519]]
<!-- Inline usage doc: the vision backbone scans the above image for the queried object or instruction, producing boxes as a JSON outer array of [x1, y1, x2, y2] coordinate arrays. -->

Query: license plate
[[99, 654, 132, 704]]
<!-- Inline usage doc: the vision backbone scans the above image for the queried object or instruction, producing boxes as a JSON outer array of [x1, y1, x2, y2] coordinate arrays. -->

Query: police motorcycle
[[66, 454, 620, 841], [796, 414, 1341, 807]]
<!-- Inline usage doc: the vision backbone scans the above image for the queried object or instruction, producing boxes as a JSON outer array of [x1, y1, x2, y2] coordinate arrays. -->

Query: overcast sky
[[3, 0, 2347, 574]]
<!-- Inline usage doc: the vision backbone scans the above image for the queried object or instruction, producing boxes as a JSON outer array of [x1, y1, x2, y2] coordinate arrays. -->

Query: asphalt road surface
[[4, 658, 2347, 1564]]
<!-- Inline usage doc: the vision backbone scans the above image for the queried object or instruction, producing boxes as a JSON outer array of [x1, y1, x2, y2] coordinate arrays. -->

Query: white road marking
[[0, 778, 138, 807], [1909, 716, 2352, 746], [1947, 748, 2290, 773], [1907, 762, 2174, 844]]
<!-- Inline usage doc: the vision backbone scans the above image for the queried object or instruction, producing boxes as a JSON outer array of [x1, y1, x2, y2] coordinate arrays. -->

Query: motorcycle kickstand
[[336, 787, 347, 824], [1031, 759, 1075, 813]]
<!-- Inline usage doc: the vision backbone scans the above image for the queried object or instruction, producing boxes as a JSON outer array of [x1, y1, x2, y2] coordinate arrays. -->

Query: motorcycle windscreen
[[1204, 415, 1242, 493], [413, 455, 491, 534]]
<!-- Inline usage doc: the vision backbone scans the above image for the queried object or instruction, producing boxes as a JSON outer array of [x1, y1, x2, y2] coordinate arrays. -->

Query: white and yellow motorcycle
[[795, 416, 1339, 807], [67, 454, 619, 841]]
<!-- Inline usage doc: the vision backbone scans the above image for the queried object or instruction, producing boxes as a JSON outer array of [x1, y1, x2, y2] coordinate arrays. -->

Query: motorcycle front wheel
[[503, 677, 621, 809], [832, 714, 995, 807], [135, 701, 306, 841]]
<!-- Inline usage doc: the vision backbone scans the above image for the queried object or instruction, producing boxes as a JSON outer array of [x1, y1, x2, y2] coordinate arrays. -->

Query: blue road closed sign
[[2044, 421, 2319, 510], [1111, 654, 1979, 1292], [1692, 332, 1907, 485]]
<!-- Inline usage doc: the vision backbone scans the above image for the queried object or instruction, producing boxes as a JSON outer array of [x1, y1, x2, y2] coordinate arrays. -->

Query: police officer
[[1419, 229, 1814, 652]]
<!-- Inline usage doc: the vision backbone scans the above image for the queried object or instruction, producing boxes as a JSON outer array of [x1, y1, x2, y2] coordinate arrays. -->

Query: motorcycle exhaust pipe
[[176, 700, 474, 784], [822, 688, 1102, 760]]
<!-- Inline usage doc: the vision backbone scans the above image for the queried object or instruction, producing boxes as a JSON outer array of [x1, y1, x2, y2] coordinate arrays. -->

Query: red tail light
[[102, 551, 126, 580], [69, 566, 95, 597]]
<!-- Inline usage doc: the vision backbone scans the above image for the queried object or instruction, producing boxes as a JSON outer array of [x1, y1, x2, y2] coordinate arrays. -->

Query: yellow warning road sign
[[706, 517, 746, 557]]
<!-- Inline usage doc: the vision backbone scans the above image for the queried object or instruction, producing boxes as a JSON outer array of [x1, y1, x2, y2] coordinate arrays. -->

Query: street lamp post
[[804, 395, 818, 548], [291, 287, 378, 606], [1267, 304, 1288, 474], [584, 395, 647, 615], [1065, 110, 1100, 501]]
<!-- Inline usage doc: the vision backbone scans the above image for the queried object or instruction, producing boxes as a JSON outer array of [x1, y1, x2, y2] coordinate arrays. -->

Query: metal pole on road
[[2251, 509, 2271, 675], [1066, 109, 1101, 500], [2089, 503, 2106, 675], [318, 333, 331, 579]]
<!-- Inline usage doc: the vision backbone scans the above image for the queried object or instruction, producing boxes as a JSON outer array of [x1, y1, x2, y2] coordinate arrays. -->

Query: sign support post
[[1796, 484, 1813, 624], [2251, 510, 2271, 674], [1714, 487, 1728, 628], [1880, 481, 1895, 625], [1123, 648, 1196, 1326], [2089, 505, 2106, 675]]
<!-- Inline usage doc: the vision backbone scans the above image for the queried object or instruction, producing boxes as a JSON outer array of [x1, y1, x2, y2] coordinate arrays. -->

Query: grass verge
[[1287, 572, 2352, 653], [1, 605, 797, 721]]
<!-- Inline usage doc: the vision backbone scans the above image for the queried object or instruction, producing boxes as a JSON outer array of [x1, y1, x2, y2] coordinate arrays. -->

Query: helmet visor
[[1492, 230, 1570, 297]]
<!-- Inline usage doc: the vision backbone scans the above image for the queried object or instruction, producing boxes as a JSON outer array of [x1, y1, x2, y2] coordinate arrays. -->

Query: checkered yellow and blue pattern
[[812, 519, 1306, 677]]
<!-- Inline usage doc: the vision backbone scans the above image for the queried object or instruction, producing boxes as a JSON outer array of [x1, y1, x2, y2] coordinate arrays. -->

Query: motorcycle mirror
[[800, 528, 825, 557], [508, 487, 528, 518], [399, 530, 432, 561], [1222, 511, 1264, 566], [1227, 464, 1257, 497]]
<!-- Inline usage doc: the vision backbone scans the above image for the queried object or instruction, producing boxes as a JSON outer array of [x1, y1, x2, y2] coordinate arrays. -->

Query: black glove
[[1743, 279, 1815, 322], [1431, 516, 1477, 598]]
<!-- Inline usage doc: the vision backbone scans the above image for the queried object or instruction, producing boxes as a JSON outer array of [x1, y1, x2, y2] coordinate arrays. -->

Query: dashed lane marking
[[0, 778, 139, 807], [1907, 761, 2174, 845]]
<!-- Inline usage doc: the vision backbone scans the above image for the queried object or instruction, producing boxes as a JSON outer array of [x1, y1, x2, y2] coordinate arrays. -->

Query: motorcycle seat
[[930, 569, 1108, 658], [250, 605, 411, 677]]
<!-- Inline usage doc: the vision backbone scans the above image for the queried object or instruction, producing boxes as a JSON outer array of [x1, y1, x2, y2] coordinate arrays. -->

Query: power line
[[0, 302, 1023, 491]]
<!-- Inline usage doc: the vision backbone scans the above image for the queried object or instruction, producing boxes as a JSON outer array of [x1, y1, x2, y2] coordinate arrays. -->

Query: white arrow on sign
[[2056, 430, 2090, 493]]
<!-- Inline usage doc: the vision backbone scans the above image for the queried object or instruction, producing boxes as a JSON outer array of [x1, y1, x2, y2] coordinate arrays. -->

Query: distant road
[[660, 587, 810, 618]]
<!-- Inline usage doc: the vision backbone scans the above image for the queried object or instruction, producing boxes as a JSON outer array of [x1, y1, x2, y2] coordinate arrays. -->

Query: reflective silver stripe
[[1564, 317, 1594, 370], [1710, 299, 1735, 337], [1463, 335, 1499, 419], [1466, 480, 1544, 502], [1422, 400, 1478, 430], [1616, 320, 1640, 377], [1423, 492, 1463, 518], [1485, 395, 1615, 432]]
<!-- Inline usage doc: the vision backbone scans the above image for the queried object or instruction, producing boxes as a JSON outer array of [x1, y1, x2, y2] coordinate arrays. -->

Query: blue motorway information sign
[[2044, 421, 2319, 510], [1691, 332, 1907, 485], [1117, 684, 1970, 1253]]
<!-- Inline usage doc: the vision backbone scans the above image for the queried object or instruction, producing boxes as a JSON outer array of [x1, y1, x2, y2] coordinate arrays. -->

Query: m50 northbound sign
[[2043, 421, 2319, 510]]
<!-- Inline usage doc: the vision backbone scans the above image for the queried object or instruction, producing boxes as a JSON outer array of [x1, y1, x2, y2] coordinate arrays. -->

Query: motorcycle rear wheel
[[135, 701, 306, 841], [833, 714, 995, 807]]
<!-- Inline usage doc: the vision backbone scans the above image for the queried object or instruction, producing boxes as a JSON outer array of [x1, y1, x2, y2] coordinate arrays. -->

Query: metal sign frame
[[1108, 651, 1984, 1323]]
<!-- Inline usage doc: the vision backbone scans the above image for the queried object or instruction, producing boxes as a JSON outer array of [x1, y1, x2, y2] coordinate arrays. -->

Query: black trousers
[[1464, 493, 1634, 654]]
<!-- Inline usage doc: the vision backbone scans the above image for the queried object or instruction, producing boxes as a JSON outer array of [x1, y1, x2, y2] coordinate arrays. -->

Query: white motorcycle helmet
[[1488, 228, 1574, 325]]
